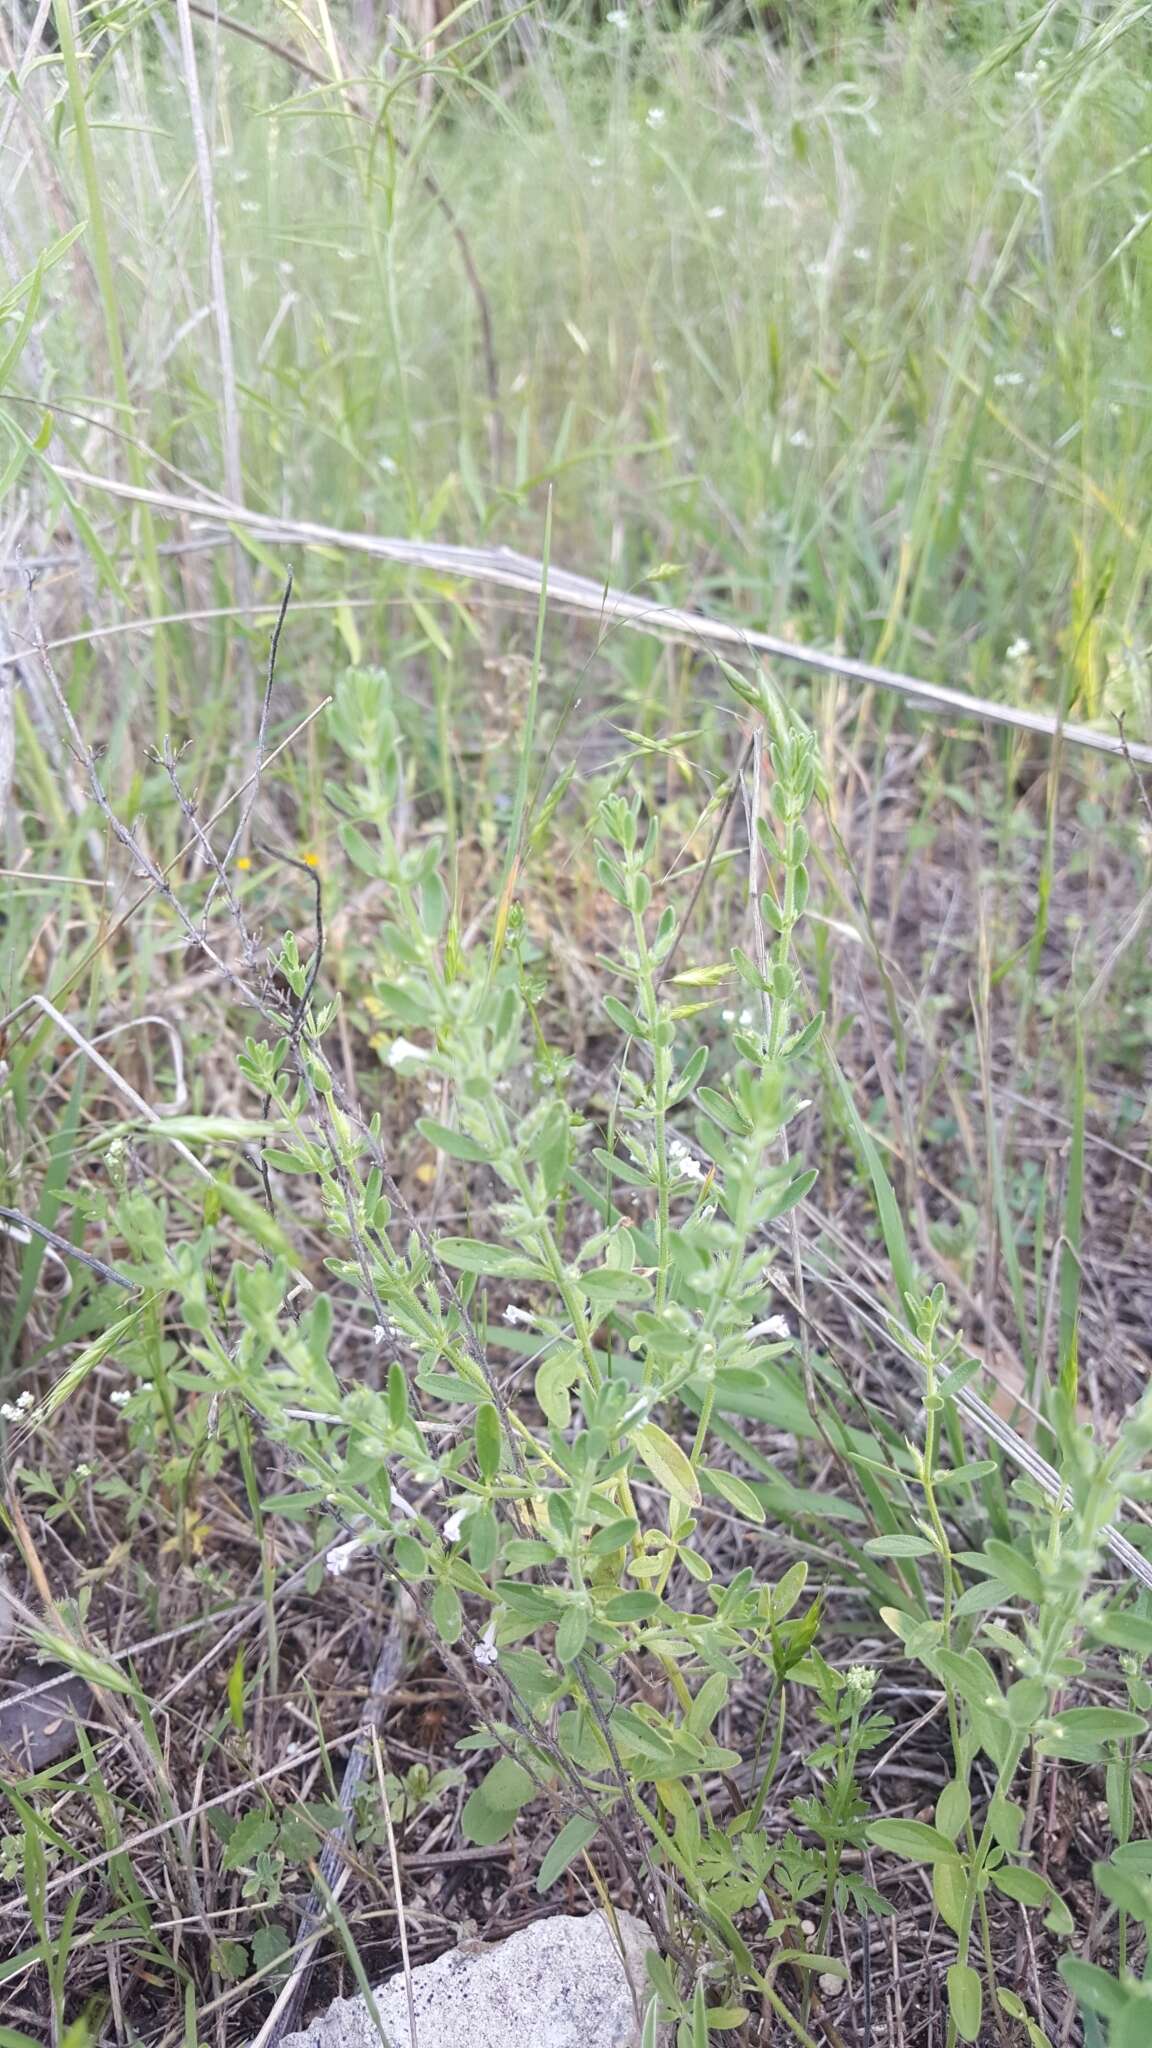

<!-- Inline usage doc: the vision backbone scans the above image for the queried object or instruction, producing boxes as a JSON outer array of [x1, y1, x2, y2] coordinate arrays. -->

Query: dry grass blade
[[51, 466, 1152, 766]]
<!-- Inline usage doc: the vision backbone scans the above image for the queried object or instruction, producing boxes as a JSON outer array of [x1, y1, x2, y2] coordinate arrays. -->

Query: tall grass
[[3, 5, 1151, 752]]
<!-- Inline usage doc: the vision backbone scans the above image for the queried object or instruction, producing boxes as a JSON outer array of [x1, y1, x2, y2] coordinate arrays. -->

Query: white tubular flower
[[386, 1036, 430, 1069], [503, 1304, 534, 1327], [748, 1314, 791, 1343], [473, 1619, 499, 1668], [443, 1506, 469, 1545], [325, 1538, 361, 1578]]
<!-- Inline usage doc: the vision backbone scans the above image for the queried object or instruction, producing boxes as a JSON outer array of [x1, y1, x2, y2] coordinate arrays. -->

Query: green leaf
[[603, 995, 649, 1040], [932, 1856, 967, 1935], [555, 1605, 589, 1665], [1039, 1706, 1147, 1758], [373, 980, 433, 1026], [701, 1467, 766, 1524], [1111, 2005, 1152, 2048], [987, 1795, 1023, 1854], [868, 1820, 960, 1865], [461, 1758, 535, 1847], [1089, 1611, 1152, 1655], [698, 1086, 750, 1137], [535, 1351, 577, 1430], [1057, 1957, 1130, 2021], [701, 1474, 762, 1523], [339, 822, 386, 877], [588, 1517, 639, 1557], [604, 1592, 661, 1620], [863, 1534, 936, 1558], [417, 1120, 492, 1164], [436, 1238, 547, 1279], [475, 1404, 502, 1481], [537, 1815, 599, 1893], [430, 1582, 463, 1644], [991, 1865, 1051, 1908], [947, 1963, 982, 2043], [671, 1044, 709, 1098], [579, 1267, 653, 1304], [252, 1923, 291, 1974], [222, 1812, 278, 1872], [773, 1951, 847, 1977], [935, 1780, 970, 1841], [533, 1105, 570, 1199], [973, 1539, 1043, 1603], [633, 1423, 701, 1507]]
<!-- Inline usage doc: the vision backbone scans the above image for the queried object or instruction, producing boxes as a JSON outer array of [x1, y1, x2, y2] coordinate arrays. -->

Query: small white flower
[[503, 1304, 534, 1327], [443, 1506, 469, 1544], [326, 1537, 361, 1578], [110, 1389, 132, 1408], [0, 1402, 22, 1423], [15, 1390, 32, 1412], [722, 1009, 736, 1023], [993, 371, 1024, 388], [789, 428, 813, 449], [1006, 636, 1031, 661], [372, 1323, 392, 1345], [585, 154, 605, 168], [645, 107, 666, 129], [706, 205, 726, 219], [75, 1463, 93, 1480], [473, 1619, 499, 1667], [1112, 324, 1126, 339], [852, 245, 872, 262], [846, 1662, 878, 1701], [749, 1314, 791, 1343], [606, 7, 628, 24], [386, 1036, 430, 1069]]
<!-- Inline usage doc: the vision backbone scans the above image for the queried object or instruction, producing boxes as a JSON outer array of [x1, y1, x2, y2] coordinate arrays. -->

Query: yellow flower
[[236, 856, 252, 872]]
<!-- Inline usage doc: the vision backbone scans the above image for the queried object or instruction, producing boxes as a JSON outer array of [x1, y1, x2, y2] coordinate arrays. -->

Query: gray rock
[[277, 1909, 659, 2048]]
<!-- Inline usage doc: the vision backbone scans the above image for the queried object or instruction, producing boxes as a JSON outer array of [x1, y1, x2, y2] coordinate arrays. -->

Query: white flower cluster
[[0, 1390, 33, 1424], [667, 1136, 704, 1183]]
